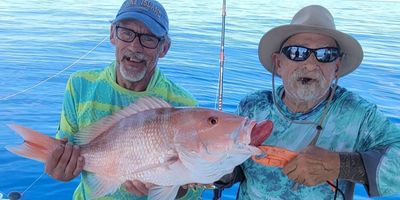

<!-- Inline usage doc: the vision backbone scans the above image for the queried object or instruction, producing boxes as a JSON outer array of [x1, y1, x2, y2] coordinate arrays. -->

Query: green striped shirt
[[56, 62, 201, 200]]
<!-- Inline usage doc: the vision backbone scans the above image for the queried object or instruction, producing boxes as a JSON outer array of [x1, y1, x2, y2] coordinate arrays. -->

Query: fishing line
[[21, 172, 46, 195], [1, 35, 108, 198], [0, 172, 45, 200], [0, 36, 108, 101]]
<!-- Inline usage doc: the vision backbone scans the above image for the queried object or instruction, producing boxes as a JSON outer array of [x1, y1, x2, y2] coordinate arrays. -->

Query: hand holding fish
[[44, 139, 85, 181], [282, 145, 340, 186]]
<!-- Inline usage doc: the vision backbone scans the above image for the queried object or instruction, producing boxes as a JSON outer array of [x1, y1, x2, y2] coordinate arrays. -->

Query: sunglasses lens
[[315, 48, 340, 63], [282, 46, 310, 61], [282, 46, 340, 63]]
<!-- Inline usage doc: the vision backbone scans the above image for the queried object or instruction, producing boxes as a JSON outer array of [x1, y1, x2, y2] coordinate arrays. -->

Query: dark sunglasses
[[281, 46, 341, 63]]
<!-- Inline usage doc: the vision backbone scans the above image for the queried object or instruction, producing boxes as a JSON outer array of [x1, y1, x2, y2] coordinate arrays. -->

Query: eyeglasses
[[281, 46, 341, 63], [116, 25, 163, 49]]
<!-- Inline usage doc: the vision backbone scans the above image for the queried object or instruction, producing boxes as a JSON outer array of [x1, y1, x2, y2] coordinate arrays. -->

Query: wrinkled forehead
[[282, 32, 338, 48]]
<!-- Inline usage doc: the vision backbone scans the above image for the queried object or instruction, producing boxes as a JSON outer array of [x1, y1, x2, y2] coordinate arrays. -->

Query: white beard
[[285, 69, 331, 102], [119, 63, 146, 82], [119, 51, 147, 82]]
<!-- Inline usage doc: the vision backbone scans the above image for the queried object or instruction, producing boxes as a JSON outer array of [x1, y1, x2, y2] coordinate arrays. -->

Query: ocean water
[[0, 0, 399, 199]]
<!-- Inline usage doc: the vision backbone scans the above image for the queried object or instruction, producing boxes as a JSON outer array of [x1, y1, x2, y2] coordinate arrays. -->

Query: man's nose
[[129, 36, 144, 50], [303, 53, 320, 70]]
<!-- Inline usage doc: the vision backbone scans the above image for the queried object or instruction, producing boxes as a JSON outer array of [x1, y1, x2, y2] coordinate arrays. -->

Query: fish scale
[[83, 120, 174, 179]]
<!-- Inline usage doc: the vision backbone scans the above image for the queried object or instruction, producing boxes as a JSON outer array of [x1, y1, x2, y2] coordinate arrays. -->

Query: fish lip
[[238, 118, 256, 145], [246, 119, 257, 131]]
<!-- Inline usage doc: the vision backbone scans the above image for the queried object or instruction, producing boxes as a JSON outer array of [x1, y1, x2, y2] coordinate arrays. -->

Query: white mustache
[[292, 69, 325, 82], [123, 52, 146, 62]]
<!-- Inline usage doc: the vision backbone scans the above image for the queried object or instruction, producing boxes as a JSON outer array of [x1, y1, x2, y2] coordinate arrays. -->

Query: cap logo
[[140, 0, 161, 18]]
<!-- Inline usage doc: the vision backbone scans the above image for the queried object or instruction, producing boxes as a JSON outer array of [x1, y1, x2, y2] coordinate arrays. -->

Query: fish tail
[[5, 124, 58, 163]]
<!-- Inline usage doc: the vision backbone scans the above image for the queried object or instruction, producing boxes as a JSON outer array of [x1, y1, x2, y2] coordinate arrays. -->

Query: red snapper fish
[[6, 96, 273, 200]]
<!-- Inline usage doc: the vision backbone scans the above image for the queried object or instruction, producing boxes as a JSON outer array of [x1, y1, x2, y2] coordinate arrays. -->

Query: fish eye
[[208, 116, 218, 125]]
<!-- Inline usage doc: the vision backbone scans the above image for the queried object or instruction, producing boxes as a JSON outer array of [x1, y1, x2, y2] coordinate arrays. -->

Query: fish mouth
[[249, 120, 273, 146], [244, 119, 255, 129], [232, 119, 254, 145]]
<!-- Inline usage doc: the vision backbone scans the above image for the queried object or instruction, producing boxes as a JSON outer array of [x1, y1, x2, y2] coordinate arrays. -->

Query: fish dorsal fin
[[74, 96, 172, 145], [148, 185, 181, 200], [86, 173, 122, 198]]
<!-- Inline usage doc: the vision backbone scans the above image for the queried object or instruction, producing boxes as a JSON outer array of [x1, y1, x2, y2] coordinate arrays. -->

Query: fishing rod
[[214, 0, 227, 199], [217, 0, 226, 111]]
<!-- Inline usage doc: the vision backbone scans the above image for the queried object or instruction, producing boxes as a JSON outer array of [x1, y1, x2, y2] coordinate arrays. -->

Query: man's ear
[[158, 37, 171, 58], [110, 25, 116, 45], [272, 52, 282, 76]]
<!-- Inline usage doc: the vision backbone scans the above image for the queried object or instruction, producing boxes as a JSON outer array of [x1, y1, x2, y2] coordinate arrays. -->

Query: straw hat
[[258, 5, 363, 77]]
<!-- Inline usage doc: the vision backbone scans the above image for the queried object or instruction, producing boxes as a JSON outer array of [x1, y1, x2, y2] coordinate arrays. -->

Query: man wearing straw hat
[[225, 4, 400, 200]]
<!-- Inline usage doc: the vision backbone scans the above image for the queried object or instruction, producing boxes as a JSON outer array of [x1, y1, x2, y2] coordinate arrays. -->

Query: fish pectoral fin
[[148, 185, 181, 200], [86, 173, 121, 198]]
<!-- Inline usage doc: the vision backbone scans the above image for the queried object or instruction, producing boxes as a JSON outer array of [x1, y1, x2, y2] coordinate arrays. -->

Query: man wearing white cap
[[232, 5, 400, 199], [43, 0, 199, 199]]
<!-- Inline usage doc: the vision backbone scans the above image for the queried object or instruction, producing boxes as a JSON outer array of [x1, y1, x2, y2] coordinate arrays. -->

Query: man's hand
[[282, 145, 340, 186], [45, 139, 84, 181], [124, 180, 154, 196]]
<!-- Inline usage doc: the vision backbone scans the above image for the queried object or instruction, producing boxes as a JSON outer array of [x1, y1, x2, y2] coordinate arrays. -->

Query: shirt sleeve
[[55, 76, 79, 142], [357, 105, 400, 196]]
